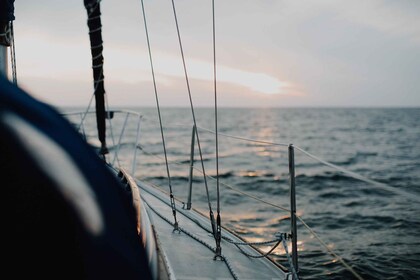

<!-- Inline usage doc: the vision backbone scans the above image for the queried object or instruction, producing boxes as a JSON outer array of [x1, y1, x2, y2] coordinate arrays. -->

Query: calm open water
[[68, 107, 420, 279]]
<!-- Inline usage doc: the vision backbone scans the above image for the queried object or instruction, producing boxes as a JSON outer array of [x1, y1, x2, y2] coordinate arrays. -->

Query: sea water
[[68, 107, 420, 279]]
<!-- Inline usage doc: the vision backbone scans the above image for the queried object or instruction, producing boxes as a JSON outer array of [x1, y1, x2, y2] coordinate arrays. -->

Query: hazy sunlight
[[149, 52, 288, 95]]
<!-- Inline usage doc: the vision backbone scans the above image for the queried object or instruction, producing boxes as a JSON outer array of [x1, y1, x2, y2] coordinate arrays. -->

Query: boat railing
[[64, 108, 418, 280], [64, 109, 300, 273], [184, 124, 298, 271], [135, 120, 414, 280], [63, 109, 143, 175]]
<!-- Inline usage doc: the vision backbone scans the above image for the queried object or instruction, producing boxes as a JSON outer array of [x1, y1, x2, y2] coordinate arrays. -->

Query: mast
[[84, 0, 108, 157], [0, 0, 15, 79]]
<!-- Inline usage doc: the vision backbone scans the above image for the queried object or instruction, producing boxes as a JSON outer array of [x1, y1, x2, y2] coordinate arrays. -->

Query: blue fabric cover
[[0, 0, 15, 22], [0, 76, 152, 279]]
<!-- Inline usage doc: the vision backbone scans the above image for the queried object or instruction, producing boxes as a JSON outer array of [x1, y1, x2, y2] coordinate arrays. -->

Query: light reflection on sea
[[65, 107, 420, 279]]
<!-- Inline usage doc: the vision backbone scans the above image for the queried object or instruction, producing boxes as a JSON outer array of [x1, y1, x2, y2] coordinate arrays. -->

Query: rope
[[140, 182, 294, 279], [197, 126, 289, 147], [172, 0, 214, 214], [79, 113, 87, 140], [76, 92, 95, 132], [295, 215, 363, 280], [137, 119, 290, 147], [88, 15, 101, 21], [138, 144, 363, 279], [140, 176, 297, 280], [88, 26, 102, 34], [112, 112, 130, 166], [76, 13, 104, 134], [137, 144, 291, 213], [93, 77, 104, 84], [143, 198, 239, 280], [92, 52, 103, 60], [90, 43, 103, 49], [221, 233, 286, 259], [140, 0, 179, 231], [281, 237, 299, 280], [136, 120, 415, 205], [294, 146, 420, 203], [139, 176, 283, 247], [86, 3, 116, 162], [137, 121, 416, 204], [10, 22, 17, 85], [169, 0, 215, 235], [225, 187, 289, 212], [104, 88, 119, 167], [84, 0, 108, 157], [92, 63, 103, 69], [236, 240, 282, 259], [221, 233, 293, 262], [212, 0, 223, 259], [138, 144, 367, 279], [222, 233, 288, 246], [132, 114, 142, 175]]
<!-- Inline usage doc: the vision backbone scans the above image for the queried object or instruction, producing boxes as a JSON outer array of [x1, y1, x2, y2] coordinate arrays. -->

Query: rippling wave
[[68, 107, 420, 279]]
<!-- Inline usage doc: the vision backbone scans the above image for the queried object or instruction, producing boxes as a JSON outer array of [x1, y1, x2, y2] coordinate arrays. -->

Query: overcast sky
[[11, 0, 420, 107]]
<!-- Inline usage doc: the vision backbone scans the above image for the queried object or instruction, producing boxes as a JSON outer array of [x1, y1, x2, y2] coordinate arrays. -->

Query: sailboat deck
[[137, 180, 288, 280]]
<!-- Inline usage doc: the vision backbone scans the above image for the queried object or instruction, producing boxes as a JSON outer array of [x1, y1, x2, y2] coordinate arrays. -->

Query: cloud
[[10, 0, 420, 107], [104, 47, 291, 95], [331, 0, 420, 44]]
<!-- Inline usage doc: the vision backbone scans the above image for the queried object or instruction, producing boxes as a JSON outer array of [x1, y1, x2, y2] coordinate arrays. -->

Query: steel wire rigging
[[139, 0, 180, 231], [169, 0, 222, 254]]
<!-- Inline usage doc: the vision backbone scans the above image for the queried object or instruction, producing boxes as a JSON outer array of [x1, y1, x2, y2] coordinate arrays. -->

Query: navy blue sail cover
[[0, 76, 152, 279], [0, 0, 15, 22], [0, 0, 15, 46]]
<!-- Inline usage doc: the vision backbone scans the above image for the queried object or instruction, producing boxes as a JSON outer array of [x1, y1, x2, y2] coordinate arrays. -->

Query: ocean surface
[[67, 107, 420, 279]]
